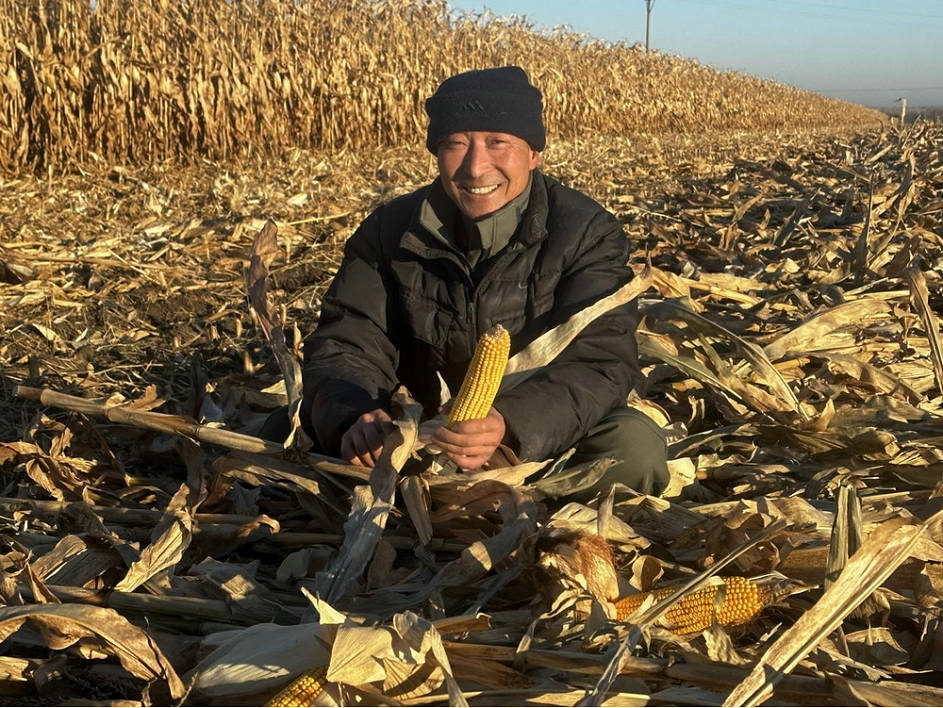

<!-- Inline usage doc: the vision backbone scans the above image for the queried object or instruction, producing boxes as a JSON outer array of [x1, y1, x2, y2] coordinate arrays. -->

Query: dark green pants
[[259, 404, 669, 496], [566, 407, 669, 496], [565, 406, 669, 497]]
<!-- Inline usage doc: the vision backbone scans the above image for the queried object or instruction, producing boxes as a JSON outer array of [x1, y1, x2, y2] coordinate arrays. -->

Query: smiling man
[[299, 66, 669, 496]]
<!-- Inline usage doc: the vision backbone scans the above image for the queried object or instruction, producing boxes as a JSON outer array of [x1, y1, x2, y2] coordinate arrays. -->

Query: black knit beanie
[[425, 66, 545, 153]]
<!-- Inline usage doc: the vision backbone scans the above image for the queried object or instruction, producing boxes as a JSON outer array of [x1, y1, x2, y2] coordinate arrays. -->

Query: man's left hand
[[432, 407, 506, 471]]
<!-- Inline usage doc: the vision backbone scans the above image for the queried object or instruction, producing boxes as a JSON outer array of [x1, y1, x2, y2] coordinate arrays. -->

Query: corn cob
[[614, 576, 771, 636], [266, 666, 328, 707], [448, 324, 510, 425]]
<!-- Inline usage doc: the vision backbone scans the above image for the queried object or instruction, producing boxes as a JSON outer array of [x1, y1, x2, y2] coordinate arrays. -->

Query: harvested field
[[1, 119, 943, 706]]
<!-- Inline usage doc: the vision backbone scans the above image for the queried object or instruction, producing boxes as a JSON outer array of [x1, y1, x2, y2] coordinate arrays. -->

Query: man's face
[[436, 132, 540, 221]]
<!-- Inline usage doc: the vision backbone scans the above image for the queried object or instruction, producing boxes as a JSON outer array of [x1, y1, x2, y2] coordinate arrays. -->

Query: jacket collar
[[418, 175, 533, 262], [517, 169, 550, 246], [402, 170, 550, 262]]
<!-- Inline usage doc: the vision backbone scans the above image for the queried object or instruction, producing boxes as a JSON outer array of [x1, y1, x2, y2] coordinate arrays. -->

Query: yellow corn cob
[[614, 576, 770, 636], [266, 666, 328, 707], [448, 324, 510, 425]]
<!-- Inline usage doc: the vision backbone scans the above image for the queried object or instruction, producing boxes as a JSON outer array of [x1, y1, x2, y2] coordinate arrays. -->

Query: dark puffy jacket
[[302, 170, 641, 461]]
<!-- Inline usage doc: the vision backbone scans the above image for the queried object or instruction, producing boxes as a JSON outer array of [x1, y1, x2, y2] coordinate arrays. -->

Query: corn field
[[0, 0, 887, 172]]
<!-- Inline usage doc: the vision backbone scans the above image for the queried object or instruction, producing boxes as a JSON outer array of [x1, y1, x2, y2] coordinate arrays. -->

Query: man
[[300, 66, 669, 496]]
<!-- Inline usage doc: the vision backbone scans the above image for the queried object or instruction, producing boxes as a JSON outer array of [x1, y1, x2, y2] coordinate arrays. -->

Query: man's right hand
[[340, 408, 394, 467]]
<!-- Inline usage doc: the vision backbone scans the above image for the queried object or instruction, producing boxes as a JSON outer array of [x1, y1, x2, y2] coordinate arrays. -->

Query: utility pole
[[644, 0, 655, 51]]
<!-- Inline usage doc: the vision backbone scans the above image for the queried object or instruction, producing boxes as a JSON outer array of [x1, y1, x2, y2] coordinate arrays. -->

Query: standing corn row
[[614, 576, 771, 636], [448, 324, 511, 425], [266, 666, 329, 707]]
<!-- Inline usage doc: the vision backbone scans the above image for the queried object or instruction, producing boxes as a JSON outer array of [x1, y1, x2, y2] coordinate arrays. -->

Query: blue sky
[[445, 0, 943, 110]]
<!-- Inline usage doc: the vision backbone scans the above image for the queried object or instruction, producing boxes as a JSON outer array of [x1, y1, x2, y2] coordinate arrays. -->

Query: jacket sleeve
[[492, 209, 641, 462], [302, 209, 400, 454]]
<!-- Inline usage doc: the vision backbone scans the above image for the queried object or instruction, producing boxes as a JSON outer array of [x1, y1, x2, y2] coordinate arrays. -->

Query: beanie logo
[[460, 99, 487, 113]]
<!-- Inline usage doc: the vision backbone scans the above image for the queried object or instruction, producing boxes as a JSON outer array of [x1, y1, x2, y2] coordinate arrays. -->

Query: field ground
[[1, 122, 943, 705]]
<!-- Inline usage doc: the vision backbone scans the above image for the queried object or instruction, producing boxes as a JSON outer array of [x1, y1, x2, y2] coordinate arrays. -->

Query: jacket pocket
[[392, 260, 462, 348], [398, 292, 456, 349]]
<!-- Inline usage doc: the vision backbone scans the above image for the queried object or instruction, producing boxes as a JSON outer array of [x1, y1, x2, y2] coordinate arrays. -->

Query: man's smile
[[462, 184, 501, 195]]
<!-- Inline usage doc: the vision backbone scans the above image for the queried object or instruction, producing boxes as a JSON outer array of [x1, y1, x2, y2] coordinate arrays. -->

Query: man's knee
[[258, 405, 320, 451], [570, 406, 669, 496], [259, 406, 292, 443]]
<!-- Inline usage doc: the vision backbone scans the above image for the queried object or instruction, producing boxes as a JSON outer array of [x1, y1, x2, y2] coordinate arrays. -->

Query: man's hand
[[432, 407, 506, 471], [340, 408, 394, 467]]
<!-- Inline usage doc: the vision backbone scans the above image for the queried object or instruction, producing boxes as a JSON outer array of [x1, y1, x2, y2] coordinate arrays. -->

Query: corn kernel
[[267, 666, 328, 707], [615, 576, 769, 636], [448, 324, 510, 425]]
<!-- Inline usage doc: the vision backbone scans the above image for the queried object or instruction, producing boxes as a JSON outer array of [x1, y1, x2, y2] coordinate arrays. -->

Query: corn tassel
[[614, 576, 770, 636], [267, 666, 328, 707], [448, 324, 510, 425]]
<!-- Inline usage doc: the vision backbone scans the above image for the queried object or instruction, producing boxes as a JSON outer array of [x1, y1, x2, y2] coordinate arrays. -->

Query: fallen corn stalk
[[14, 385, 370, 481]]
